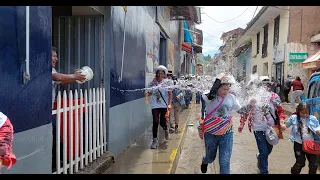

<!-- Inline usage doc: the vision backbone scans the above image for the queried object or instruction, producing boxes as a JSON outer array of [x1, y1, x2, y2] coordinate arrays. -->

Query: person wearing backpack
[[198, 73, 241, 174], [146, 65, 172, 149], [284, 102, 320, 174]]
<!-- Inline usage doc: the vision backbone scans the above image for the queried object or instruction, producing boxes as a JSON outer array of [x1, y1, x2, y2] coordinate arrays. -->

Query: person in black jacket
[[283, 75, 292, 103]]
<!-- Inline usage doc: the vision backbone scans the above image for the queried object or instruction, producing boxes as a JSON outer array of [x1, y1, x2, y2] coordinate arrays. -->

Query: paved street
[[103, 105, 193, 174], [176, 103, 312, 174]]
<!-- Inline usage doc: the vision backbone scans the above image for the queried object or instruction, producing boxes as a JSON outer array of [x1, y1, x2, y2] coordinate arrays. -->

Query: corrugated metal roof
[[303, 49, 320, 63]]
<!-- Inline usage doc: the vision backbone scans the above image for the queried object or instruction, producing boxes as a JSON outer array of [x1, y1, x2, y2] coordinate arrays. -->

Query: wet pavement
[[175, 104, 217, 174], [176, 103, 313, 174], [103, 104, 193, 174]]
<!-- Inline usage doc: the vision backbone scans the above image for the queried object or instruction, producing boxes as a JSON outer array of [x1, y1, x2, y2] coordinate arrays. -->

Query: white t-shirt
[[294, 118, 314, 144], [0, 112, 7, 129], [205, 93, 241, 117], [252, 101, 276, 131]]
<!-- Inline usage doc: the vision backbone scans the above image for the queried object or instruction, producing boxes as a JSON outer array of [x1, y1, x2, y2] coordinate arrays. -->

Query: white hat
[[155, 65, 168, 75], [220, 75, 236, 84]]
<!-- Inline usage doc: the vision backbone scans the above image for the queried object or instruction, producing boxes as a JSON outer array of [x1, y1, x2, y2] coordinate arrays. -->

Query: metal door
[[53, 16, 104, 92]]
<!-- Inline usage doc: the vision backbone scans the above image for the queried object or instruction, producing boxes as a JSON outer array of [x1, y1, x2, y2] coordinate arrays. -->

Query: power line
[[251, 6, 259, 20], [203, 6, 250, 24]]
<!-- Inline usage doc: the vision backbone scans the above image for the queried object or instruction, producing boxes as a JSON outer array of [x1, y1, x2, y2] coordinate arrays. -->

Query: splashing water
[[112, 72, 274, 109]]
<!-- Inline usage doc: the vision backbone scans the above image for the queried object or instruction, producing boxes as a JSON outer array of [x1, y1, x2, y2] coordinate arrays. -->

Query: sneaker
[[165, 129, 170, 140], [169, 127, 175, 134], [175, 125, 179, 134], [201, 161, 208, 173], [256, 153, 260, 170], [150, 138, 158, 149]]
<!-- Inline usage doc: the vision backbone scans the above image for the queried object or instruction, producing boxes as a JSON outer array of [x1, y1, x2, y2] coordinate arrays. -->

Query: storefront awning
[[182, 42, 192, 53], [302, 49, 320, 69]]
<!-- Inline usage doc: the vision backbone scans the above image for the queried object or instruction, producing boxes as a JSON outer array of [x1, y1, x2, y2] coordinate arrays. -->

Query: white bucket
[[76, 66, 94, 84]]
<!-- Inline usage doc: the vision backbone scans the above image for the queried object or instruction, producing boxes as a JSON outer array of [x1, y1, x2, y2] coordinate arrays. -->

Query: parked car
[[301, 71, 320, 170], [301, 72, 320, 120]]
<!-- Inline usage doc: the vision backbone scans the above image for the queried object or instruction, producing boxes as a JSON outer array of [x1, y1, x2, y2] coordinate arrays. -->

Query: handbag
[[299, 125, 320, 155], [158, 90, 170, 119], [197, 97, 225, 139], [268, 109, 284, 139], [265, 125, 279, 145]]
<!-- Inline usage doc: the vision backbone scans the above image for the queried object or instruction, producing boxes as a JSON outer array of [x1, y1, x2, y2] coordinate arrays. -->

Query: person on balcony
[[51, 46, 86, 171]]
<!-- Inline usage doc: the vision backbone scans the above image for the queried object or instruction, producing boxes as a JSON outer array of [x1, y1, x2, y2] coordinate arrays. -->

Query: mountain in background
[[203, 50, 219, 57]]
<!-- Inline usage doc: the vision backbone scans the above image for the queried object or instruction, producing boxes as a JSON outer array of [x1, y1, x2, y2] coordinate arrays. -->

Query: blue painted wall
[[0, 6, 52, 133], [0, 6, 52, 173], [109, 6, 152, 108], [104, 6, 183, 156]]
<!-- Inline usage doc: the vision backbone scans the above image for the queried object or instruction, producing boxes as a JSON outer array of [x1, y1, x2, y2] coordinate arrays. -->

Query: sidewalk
[[103, 104, 194, 174]]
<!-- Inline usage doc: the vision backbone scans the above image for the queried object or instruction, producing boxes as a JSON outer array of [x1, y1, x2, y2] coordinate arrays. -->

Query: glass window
[[308, 81, 319, 99]]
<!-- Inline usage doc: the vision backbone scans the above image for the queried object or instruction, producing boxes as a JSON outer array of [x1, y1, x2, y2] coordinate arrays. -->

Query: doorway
[[159, 33, 167, 66], [275, 62, 284, 98]]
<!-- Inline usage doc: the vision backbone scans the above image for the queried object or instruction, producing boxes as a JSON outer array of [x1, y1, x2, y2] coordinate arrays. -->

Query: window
[[308, 81, 320, 99], [262, 24, 268, 58], [252, 65, 257, 74], [273, 16, 280, 47], [256, 32, 260, 55]]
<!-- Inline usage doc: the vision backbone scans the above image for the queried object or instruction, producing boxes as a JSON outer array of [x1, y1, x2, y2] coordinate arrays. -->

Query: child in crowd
[[285, 102, 320, 174]]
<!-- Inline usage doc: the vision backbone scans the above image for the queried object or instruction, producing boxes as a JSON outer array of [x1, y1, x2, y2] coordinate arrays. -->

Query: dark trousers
[[152, 108, 168, 138], [291, 142, 318, 174], [254, 131, 273, 174], [283, 89, 290, 103]]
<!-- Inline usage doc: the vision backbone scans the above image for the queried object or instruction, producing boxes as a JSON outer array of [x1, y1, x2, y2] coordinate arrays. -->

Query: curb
[[76, 151, 115, 174], [168, 104, 194, 174]]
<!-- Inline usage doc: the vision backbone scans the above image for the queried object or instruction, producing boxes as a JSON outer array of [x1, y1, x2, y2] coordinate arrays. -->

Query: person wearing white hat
[[200, 73, 241, 174], [237, 76, 286, 174], [147, 65, 173, 149]]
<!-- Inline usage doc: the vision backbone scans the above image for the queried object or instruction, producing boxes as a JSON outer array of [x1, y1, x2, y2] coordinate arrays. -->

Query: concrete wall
[[287, 6, 320, 84], [0, 6, 52, 173], [169, 20, 183, 75], [288, 6, 320, 49], [105, 6, 181, 156], [251, 7, 289, 79]]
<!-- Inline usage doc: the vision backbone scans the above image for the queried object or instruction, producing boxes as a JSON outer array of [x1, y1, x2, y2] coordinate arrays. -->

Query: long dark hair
[[296, 102, 311, 134]]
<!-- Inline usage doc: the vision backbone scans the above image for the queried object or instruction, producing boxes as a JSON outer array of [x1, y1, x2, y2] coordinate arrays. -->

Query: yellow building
[[237, 6, 290, 83]]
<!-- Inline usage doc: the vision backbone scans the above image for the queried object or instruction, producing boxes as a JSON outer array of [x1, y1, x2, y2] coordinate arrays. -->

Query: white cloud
[[196, 6, 263, 56]]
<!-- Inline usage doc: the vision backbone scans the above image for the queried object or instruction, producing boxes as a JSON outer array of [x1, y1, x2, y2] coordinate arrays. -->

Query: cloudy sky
[[196, 6, 263, 56]]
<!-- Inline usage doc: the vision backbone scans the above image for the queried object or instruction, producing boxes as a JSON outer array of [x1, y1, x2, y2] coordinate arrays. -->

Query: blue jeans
[[203, 132, 233, 174], [185, 99, 190, 108], [201, 97, 206, 119], [254, 131, 273, 174]]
